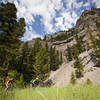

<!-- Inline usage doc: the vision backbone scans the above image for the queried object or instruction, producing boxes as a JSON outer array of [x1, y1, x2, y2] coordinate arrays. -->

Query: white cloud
[[83, 1, 90, 7], [64, 0, 75, 10], [14, 0, 63, 39], [15, 0, 62, 30], [64, 0, 84, 11], [71, 11, 78, 18], [21, 26, 42, 41], [92, 0, 100, 8], [54, 0, 82, 30], [55, 17, 64, 30], [74, 1, 83, 9], [55, 8, 79, 31]]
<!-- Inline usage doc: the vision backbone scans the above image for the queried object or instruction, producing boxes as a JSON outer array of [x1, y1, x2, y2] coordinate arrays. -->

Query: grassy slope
[[0, 85, 100, 100]]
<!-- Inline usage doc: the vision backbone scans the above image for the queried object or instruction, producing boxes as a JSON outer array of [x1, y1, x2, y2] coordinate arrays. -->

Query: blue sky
[[1, 0, 100, 41]]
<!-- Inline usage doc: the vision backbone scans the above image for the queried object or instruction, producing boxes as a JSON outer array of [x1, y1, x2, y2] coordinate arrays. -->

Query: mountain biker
[[30, 77, 39, 88], [5, 78, 13, 90]]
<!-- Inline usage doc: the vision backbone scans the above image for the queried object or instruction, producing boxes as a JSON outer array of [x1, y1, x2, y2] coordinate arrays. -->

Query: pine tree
[[17, 42, 32, 82], [60, 51, 63, 63], [93, 37, 100, 66], [0, 2, 25, 85], [45, 42, 49, 53], [66, 45, 73, 61], [34, 47, 50, 81], [43, 35, 47, 41], [0, 2, 25, 70], [70, 72, 76, 85], [49, 46, 60, 71], [73, 44, 79, 59], [73, 42, 84, 78], [74, 57, 84, 78], [75, 34, 84, 53], [33, 39, 42, 61], [28, 46, 36, 74]]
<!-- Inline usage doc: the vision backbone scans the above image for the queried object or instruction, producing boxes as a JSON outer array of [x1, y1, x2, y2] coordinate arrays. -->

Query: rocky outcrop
[[52, 36, 74, 45], [48, 8, 100, 86], [76, 8, 100, 35]]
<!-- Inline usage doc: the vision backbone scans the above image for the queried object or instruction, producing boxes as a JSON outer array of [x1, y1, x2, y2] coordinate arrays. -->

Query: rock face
[[48, 61, 75, 86], [47, 8, 100, 86], [28, 8, 100, 86], [76, 8, 100, 31]]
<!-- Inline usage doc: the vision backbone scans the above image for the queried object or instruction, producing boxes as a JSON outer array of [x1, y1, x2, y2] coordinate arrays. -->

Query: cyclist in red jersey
[[5, 78, 13, 90]]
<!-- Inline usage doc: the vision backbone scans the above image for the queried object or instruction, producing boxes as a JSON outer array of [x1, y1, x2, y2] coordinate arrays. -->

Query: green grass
[[0, 85, 100, 100]]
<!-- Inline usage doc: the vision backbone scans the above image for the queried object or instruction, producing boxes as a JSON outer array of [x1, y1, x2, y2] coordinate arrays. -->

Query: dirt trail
[[49, 61, 75, 86]]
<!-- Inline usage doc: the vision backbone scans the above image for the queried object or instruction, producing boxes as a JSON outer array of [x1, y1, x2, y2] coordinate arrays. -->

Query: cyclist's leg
[[30, 83, 33, 88], [5, 82, 9, 90]]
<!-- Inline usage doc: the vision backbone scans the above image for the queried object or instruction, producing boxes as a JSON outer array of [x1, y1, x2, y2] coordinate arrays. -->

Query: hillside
[[48, 50, 100, 86], [42, 7, 100, 86]]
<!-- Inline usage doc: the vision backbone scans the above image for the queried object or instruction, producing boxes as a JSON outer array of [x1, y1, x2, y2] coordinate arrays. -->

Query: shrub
[[96, 21, 100, 28], [85, 78, 92, 85]]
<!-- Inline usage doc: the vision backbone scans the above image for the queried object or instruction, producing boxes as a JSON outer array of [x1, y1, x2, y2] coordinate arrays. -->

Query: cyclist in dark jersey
[[30, 77, 39, 88]]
